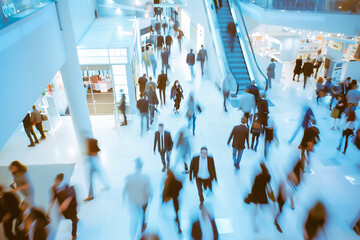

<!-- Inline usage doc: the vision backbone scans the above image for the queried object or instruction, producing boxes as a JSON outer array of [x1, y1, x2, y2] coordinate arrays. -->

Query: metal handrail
[[228, 0, 268, 89]]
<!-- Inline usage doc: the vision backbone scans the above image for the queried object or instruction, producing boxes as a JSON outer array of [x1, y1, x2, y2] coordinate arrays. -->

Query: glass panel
[[114, 75, 127, 85], [112, 65, 127, 75], [110, 56, 128, 64], [77, 49, 109, 57], [79, 57, 110, 65]]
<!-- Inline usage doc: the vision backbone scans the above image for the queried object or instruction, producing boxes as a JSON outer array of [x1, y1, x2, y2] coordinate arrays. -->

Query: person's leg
[[254, 134, 259, 151], [162, 88, 166, 105], [25, 127, 35, 145], [292, 73, 296, 81], [303, 75, 308, 89], [251, 134, 255, 149], [173, 197, 181, 231], [195, 178, 204, 203], [142, 203, 148, 232], [297, 73, 300, 82], [166, 150, 171, 169], [344, 134, 350, 153], [30, 127, 39, 143], [269, 77, 272, 88], [232, 148, 238, 167], [35, 122, 46, 138], [140, 113, 144, 135], [123, 111, 127, 124], [146, 113, 149, 131], [192, 114, 196, 135], [70, 215, 78, 238], [236, 149, 244, 168], [3, 217, 15, 239], [338, 135, 344, 150], [88, 167, 95, 198], [265, 76, 269, 91], [201, 60, 204, 75], [160, 151, 166, 170]]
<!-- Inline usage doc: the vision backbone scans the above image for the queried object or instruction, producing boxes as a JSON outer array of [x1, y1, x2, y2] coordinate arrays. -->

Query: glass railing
[[0, 0, 54, 30], [239, 0, 360, 14]]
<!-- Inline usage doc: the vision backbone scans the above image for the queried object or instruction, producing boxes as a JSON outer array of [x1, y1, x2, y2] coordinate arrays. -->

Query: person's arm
[[212, 158, 217, 182], [227, 129, 234, 145], [189, 158, 194, 181], [59, 196, 73, 213], [10, 183, 30, 193], [186, 54, 189, 64]]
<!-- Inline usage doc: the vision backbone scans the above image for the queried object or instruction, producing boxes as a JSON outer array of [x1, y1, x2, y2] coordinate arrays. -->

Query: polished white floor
[[1, 37, 360, 240]]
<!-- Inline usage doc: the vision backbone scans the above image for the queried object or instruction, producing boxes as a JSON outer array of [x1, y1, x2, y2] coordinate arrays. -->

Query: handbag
[[196, 53, 201, 61], [266, 184, 276, 202], [330, 108, 340, 119]]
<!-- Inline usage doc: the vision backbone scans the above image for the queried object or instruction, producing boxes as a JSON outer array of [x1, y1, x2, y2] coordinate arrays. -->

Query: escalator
[[216, 0, 251, 93]]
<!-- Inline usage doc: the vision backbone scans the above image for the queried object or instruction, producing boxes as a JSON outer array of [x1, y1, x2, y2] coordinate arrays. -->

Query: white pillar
[[56, 0, 93, 152]]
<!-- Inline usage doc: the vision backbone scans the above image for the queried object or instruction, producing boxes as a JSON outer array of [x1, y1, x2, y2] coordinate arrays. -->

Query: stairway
[[216, 0, 251, 93]]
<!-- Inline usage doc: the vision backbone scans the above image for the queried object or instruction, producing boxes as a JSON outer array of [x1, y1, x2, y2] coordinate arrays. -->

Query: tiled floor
[[1, 33, 360, 240]]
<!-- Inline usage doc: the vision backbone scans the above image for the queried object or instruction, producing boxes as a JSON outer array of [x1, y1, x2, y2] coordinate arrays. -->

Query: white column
[[56, 0, 93, 152]]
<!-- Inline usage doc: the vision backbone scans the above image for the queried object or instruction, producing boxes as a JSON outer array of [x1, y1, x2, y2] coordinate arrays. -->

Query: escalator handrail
[[229, 0, 268, 89]]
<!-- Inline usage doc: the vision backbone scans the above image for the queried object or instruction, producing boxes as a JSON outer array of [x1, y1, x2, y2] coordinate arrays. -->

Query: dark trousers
[[122, 111, 127, 124], [303, 74, 310, 89], [149, 104, 155, 124], [187, 114, 196, 135], [160, 150, 171, 168], [35, 122, 46, 138], [25, 126, 38, 145], [229, 34, 235, 52], [166, 44, 172, 54], [200, 60, 205, 75], [159, 88, 166, 105], [174, 98, 181, 110], [196, 178, 212, 203], [65, 214, 78, 238], [293, 73, 300, 81], [142, 203, 148, 232], [251, 133, 260, 150], [162, 62, 169, 75], [172, 196, 181, 229], [3, 217, 16, 240], [223, 91, 229, 112], [140, 113, 149, 135]]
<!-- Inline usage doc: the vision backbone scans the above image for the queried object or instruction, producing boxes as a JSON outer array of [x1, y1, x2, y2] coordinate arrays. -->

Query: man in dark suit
[[48, 173, 78, 240], [257, 94, 269, 133], [165, 34, 173, 54], [138, 74, 148, 97], [154, 123, 173, 172], [186, 49, 196, 78], [191, 207, 219, 240], [161, 47, 170, 75], [198, 45, 208, 75], [137, 96, 150, 136], [302, 57, 314, 89], [246, 80, 260, 105], [0, 184, 21, 240], [156, 34, 164, 57], [157, 70, 167, 105], [189, 147, 217, 206], [227, 117, 249, 170], [227, 22, 236, 52]]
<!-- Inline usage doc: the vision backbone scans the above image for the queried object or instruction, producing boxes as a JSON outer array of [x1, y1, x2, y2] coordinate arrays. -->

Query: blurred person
[[198, 45, 208, 76], [170, 80, 184, 114], [148, 48, 157, 78], [244, 163, 271, 232], [337, 110, 356, 154], [288, 106, 315, 144], [154, 123, 173, 172], [165, 33, 173, 54], [302, 57, 313, 89], [146, 76, 157, 94], [257, 94, 269, 133], [274, 181, 288, 233], [141, 233, 160, 240], [9, 161, 35, 206], [147, 85, 159, 125], [84, 138, 110, 202], [314, 49, 323, 79], [156, 34, 164, 58], [222, 76, 230, 112], [287, 158, 303, 209], [246, 80, 260, 105], [293, 55, 303, 82], [238, 88, 256, 127], [142, 51, 150, 76], [191, 207, 219, 240], [227, 117, 249, 170], [48, 173, 78, 240], [226, 21, 236, 52], [138, 74, 148, 98], [189, 147, 217, 207], [266, 58, 276, 91], [154, 20, 161, 35], [346, 80, 360, 111], [157, 70, 168, 105], [315, 77, 325, 104], [118, 89, 127, 126], [186, 49, 196, 78], [355, 129, 360, 150], [23, 207, 49, 240], [30, 105, 46, 140], [186, 93, 202, 135], [250, 113, 262, 152], [330, 94, 346, 130], [304, 201, 327, 240], [123, 158, 152, 237], [299, 126, 320, 172], [326, 78, 343, 110], [0, 184, 22, 240], [177, 29, 184, 51], [174, 126, 191, 173], [22, 113, 39, 147], [137, 95, 150, 136], [161, 47, 170, 75], [162, 169, 183, 233], [162, 20, 168, 35], [264, 115, 279, 159]]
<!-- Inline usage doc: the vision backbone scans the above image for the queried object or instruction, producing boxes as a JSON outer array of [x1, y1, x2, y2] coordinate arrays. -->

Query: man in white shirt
[[189, 147, 217, 207], [123, 158, 152, 238]]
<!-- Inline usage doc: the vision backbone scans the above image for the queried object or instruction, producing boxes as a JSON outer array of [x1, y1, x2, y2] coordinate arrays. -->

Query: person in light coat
[[238, 89, 256, 127]]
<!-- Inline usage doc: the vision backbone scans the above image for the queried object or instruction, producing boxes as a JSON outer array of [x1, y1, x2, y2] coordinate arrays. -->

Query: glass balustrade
[[238, 0, 360, 14], [0, 0, 54, 30]]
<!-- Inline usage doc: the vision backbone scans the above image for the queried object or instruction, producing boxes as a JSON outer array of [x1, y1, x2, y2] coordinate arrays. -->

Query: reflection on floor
[[1, 40, 360, 240]]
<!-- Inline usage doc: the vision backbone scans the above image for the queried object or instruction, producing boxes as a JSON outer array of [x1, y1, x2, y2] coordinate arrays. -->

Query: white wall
[[183, 0, 223, 88], [275, 36, 301, 62], [0, 4, 66, 150], [69, 0, 96, 43]]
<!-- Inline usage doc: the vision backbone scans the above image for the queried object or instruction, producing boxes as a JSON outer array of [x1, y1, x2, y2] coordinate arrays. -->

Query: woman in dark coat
[[170, 80, 184, 114], [293, 55, 303, 82], [249, 163, 271, 232], [304, 201, 327, 240], [162, 169, 182, 233]]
